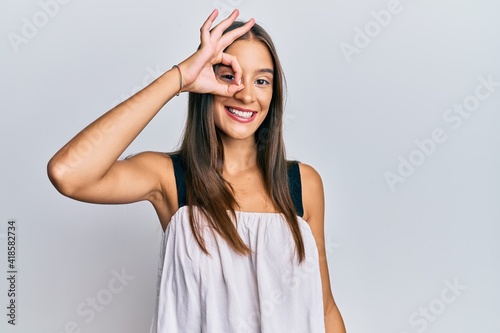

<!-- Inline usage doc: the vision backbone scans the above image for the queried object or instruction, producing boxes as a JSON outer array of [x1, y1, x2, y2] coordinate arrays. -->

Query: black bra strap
[[169, 154, 303, 217], [288, 162, 304, 218], [169, 153, 187, 208]]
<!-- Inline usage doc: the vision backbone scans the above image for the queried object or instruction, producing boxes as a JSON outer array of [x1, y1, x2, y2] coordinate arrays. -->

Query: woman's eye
[[220, 74, 235, 81], [256, 79, 270, 85]]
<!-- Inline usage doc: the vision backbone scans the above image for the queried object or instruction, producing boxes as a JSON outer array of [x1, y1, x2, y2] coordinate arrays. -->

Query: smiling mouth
[[226, 107, 255, 119]]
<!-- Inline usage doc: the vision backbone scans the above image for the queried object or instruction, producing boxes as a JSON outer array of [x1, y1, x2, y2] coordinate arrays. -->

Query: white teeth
[[228, 107, 253, 119]]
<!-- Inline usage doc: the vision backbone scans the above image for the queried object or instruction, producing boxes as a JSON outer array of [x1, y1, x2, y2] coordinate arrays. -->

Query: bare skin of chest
[[223, 168, 278, 213]]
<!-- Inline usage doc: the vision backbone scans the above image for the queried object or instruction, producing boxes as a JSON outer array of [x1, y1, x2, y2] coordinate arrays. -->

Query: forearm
[[47, 67, 180, 191], [325, 304, 346, 333]]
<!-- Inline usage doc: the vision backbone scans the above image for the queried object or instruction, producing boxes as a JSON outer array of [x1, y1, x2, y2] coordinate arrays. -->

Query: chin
[[217, 127, 257, 142], [225, 132, 255, 141]]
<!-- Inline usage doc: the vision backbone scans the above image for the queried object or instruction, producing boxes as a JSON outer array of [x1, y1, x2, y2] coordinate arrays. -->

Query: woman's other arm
[[300, 163, 347, 333]]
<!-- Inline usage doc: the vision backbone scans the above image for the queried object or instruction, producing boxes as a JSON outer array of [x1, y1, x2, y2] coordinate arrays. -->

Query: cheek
[[211, 101, 222, 129], [212, 97, 225, 117], [259, 91, 273, 111]]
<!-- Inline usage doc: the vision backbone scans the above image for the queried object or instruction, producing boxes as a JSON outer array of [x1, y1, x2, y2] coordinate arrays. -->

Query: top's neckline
[[169, 206, 309, 224], [233, 210, 282, 215], [163, 206, 312, 235]]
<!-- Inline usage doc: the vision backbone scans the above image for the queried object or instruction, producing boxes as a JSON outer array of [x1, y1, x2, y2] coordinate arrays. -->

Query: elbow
[[324, 297, 339, 317], [324, 302, 337, 316], [46, 157, 78, 197]]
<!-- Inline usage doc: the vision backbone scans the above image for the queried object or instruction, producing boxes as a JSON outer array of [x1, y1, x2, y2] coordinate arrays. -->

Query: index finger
[[220, 52, 243, 86]]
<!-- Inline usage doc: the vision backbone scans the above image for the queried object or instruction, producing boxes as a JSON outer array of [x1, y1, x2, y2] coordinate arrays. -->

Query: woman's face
[[212, 39, 274, 142]]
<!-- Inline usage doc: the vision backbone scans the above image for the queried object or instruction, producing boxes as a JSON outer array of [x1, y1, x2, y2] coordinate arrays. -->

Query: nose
[[233, 80, 256, 104]]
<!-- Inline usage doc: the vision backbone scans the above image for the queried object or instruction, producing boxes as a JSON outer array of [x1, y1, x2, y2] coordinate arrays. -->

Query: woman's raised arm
[[47, 9, 254, 205], [46, 66, 181, 203]]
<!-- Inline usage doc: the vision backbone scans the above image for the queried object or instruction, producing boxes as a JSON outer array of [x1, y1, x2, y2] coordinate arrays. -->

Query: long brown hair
[[176, 21, 306, 264]]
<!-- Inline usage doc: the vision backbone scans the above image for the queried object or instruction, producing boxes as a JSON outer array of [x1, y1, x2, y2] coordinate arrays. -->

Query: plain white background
[[2, 0, 500, 332]]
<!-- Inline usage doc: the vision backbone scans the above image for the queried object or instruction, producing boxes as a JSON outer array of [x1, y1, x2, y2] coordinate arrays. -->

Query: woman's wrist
[[155, 65, 188, 98], [172, 64, 183, 96]]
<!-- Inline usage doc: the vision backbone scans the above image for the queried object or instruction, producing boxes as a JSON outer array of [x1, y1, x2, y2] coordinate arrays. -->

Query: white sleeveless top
[[149, 206, 326, 332]]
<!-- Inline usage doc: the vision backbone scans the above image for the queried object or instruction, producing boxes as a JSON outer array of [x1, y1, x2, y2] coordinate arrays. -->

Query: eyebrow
[[257, 68, 274, 75], [216, 64, 274, 75]]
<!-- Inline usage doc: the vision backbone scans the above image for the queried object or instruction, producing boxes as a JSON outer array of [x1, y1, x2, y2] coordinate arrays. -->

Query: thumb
[[225, 83, 245, 97], [212, 82, 244, 97]]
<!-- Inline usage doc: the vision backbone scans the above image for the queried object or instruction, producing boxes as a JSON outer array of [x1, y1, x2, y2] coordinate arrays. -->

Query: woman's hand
[[178, 9, 255, 96]]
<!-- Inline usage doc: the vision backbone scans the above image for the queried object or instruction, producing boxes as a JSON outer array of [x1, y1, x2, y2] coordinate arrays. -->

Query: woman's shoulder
[[287, 160, 323, 184], [123, 151, 174, 174], [124, 151, 179, 228], [296, 162, 322, 183], [294, 162, 324, 221], [122, 150, 177, 198]]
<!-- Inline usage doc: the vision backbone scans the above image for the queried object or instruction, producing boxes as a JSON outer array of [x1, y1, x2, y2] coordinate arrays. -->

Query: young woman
[[47, 9, 346, 333]]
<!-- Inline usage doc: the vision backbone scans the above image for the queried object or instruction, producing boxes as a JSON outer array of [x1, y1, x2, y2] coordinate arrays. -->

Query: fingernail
[[238, 79, 242, 86]]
